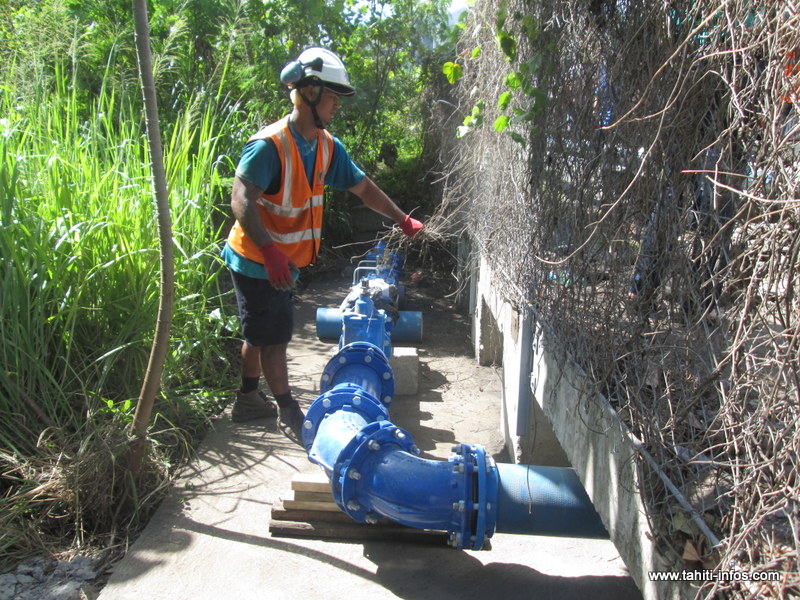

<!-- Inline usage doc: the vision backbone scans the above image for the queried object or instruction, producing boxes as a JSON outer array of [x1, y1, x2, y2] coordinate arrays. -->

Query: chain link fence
[[425, 1, 799, 597]]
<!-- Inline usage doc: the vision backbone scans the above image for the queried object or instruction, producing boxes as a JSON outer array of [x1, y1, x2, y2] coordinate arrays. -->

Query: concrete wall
[[469, 252, 694, 600], [470, 255, 569, 467]]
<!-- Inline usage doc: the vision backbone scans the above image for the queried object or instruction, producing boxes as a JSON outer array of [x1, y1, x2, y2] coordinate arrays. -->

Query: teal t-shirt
[[223, 121, 366, 278]]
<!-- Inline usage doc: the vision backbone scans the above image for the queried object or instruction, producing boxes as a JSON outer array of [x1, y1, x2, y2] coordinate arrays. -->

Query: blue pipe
[[316, 247, 421, 344], [302, 374, 499, 549], [319, 341, 394, 405], [495, 463, 608, 539], [303, 245, 607, 549], [302, 342, 607, 549], [317, 307, 423, 343]]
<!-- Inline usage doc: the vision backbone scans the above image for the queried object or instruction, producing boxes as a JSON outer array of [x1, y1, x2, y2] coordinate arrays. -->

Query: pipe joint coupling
[[320, 342, 394, 405], [448, 444, 499, 550], [302, 383, 389, 452], [332, 421, 418, 522]]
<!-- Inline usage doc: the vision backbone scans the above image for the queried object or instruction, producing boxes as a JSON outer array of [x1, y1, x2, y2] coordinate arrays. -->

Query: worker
[[222, 47, 424, 439]]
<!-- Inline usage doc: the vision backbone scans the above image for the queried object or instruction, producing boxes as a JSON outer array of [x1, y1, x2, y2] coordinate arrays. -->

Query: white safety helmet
[[280, 47, 356, 96]]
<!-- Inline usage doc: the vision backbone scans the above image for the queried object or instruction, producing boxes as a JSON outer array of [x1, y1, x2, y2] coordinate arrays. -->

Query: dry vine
[[425, 1, 799, 597]]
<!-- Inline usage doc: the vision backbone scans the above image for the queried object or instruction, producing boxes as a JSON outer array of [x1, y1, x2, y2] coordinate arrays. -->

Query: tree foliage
[[2, 0, 452, 161], [0, 0, 456, 568]]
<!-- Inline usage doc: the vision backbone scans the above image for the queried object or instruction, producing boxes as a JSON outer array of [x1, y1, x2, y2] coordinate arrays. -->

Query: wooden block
[[271, 506, 353, 524], [291, 472, 331, 494], [389, 347, 419, 396], [293, 490, 334, 504], [269, 496, 449, 546], [269, 519, 449, 546], [280, 487, 340, 513], [281, 498, 343, 512]]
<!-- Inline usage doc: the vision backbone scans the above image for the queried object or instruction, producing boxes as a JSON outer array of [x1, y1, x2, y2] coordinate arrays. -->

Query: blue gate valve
[[340, 280, 394, 357]]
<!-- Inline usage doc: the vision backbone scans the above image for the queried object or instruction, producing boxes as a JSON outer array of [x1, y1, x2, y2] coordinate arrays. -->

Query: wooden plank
[[269, 519, 449, 546], [281, 498, 343, 512], [293, 490, 333, 504], [271, 506, 353, 523], [291, 473, 330, 494], [269, 495, 449, 546], [273, 474, 451, 547], [272, 501, 395, 526], [279, 490, 340, 513]]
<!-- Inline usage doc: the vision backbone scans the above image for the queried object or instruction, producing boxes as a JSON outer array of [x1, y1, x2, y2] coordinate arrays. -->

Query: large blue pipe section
[[302, 246, 607, 549]]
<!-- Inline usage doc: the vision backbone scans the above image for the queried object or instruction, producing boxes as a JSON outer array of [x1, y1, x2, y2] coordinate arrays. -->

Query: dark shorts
[[230, 270, 294, 346]]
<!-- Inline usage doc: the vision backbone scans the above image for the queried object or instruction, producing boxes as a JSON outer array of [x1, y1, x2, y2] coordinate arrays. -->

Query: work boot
[[279, 401, 305, 440], [231, 389, 278, 422]]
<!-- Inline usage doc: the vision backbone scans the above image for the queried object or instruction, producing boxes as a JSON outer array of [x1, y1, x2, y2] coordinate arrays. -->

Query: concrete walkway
[[98, 271, 642, 600]]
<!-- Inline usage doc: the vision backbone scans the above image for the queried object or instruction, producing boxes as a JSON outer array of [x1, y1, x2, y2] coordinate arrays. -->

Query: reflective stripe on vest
[[226, 117, 334, 269]]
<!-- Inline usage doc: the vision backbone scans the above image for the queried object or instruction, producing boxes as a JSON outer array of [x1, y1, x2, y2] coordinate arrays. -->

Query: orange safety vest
[[227, 117, 335, 268], [783, 48, 799, 104]]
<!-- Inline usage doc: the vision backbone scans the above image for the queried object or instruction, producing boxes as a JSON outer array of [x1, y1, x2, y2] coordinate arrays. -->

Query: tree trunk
[[128, 0, 174, 483]]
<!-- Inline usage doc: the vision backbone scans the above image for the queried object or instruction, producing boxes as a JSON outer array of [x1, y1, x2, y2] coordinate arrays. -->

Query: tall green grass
[[0, 36, 244, 565]]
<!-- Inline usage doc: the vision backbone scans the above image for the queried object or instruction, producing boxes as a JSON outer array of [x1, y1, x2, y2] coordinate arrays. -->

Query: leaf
[[496, 4, 507, 30], [498, 91, 512, 110], [522, 15, 540, 41], [494, 115, 510, 132], [521, 54, 544, 76], [442, 61, 463, 84], [497, 31, 517, 61], [470, 101, 484, 126], [682, 540, 702, 564], [470, 46, 481, 59], [505, 71, 523, 90], [671, 512, 696, 535]]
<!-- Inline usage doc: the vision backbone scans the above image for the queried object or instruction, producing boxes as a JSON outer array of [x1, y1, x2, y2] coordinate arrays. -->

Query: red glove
[[400, 214, 424, 238], [258, 242, 293, 289]]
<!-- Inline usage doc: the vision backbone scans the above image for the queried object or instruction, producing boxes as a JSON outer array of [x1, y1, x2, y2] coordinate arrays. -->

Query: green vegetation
[[443, 3, 552, 144], [0, 0, 453, 568]]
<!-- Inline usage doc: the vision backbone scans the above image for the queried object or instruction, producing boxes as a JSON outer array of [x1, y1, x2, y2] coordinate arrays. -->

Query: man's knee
[[261, 344, 288, 362]]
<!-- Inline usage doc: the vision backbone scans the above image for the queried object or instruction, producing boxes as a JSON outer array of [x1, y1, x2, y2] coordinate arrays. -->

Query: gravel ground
[[0, 555, 105, 600]]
